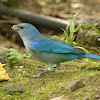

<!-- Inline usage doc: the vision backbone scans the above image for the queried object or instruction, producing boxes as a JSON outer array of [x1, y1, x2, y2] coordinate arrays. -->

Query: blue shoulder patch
[[31, 42, 40, 47]]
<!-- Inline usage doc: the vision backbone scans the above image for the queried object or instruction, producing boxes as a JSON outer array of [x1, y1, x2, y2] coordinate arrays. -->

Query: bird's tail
[[80, 53, 100, 59]]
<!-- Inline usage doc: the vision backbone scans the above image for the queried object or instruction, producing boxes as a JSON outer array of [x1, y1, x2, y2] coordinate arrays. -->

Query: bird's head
[[12, 23, 40, 38]]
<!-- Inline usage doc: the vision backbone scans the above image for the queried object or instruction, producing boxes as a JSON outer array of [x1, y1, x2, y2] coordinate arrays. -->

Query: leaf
[[65, 23, 70, 32], [82, 21, 100, 34], [70, 13, 78, 34], [75, 46, 89, 53], [69, 13, 78, 41], [61, 28, 70, 45], [74, 23, 83, 32], [50, 35, 62, 41]]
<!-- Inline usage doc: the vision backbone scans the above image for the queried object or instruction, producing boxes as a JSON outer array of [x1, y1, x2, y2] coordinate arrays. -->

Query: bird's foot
[[31, 69, 50, 78], [31, 64, 54, 78]]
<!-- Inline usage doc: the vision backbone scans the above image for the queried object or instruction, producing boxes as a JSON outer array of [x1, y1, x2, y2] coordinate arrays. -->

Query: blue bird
[[12, 23, 100, 77]]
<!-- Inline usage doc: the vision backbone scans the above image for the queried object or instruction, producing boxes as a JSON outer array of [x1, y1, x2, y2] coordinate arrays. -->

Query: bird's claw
[[31, 69, 50, 78], [31, 74, 41, 78]]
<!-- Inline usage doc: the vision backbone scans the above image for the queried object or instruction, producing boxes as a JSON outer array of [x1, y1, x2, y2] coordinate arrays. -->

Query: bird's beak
[[12, 25, 20, 31]]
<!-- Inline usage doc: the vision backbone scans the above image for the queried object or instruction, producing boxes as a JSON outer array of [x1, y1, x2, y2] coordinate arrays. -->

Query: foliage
[[51, 13, 88, 53], [82, 21, 100, 34], [51, 12, 100, 52], [6, 48, 23, 67], [6, 48, 32, 67], [62, 13, 83, 45], [8, 48, 23, 58]]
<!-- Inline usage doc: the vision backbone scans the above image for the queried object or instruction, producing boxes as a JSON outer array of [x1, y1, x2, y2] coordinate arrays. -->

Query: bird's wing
[[30, 40, 84, 54]]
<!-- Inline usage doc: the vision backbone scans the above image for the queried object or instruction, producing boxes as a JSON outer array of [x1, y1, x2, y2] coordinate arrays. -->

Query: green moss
[[0, 48, 100, 100]]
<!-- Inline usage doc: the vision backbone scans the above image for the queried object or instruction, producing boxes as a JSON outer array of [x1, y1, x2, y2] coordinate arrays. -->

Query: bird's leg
[[31, 64, 54, 78], [47, 64, 54, 71]]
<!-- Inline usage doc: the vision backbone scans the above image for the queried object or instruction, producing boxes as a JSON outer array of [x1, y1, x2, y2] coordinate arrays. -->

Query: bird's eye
[[19, 26, 24, 29]]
